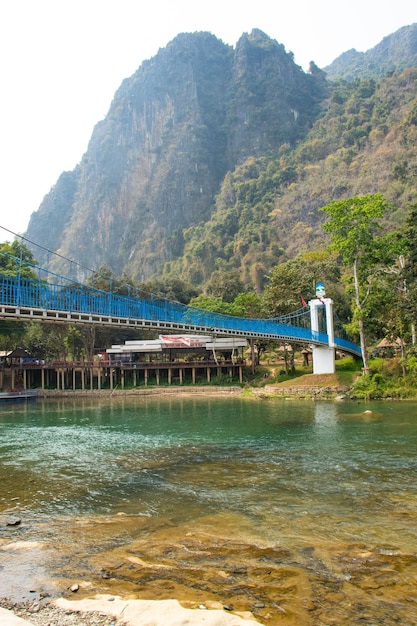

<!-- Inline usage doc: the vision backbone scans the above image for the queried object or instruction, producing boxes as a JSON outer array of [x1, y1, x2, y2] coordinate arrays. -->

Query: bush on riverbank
[[349, 355, 417, 399]]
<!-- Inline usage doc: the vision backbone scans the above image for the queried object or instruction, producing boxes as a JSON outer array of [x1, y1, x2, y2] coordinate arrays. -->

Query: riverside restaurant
[[0, 335, 248, 392]]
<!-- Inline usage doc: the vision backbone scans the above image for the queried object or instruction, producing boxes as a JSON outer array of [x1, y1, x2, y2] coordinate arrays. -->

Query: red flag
[[301, 296, 307, 307]]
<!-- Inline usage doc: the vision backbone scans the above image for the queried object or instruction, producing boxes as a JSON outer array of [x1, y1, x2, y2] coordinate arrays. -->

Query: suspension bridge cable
[[0, 225, 96, 279], [0, 225, 172, 304]]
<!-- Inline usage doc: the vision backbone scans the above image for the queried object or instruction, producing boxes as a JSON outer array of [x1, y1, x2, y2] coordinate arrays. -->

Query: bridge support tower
[[309, 298, 335, 375]]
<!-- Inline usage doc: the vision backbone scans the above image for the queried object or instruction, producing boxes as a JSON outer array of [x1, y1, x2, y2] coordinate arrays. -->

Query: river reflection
[[1, 397, 417, 624]]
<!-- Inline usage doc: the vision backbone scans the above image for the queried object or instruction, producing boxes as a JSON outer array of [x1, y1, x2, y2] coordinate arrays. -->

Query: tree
[[0, 240, 39, 348], [0, 240, 38, 279], [88, 265, 134, 296], [320, 194, 395, 372], [401, 205, 417, 341], [231, 292, 264, 318], [138, 276, 198, 304], [263, 250, 346, 317], [206, 269, 245, 303], [25, 323, 70, 361], [0, 319, 28, 352], [351, 238, 409, 375], [188, 295, 234, 315]]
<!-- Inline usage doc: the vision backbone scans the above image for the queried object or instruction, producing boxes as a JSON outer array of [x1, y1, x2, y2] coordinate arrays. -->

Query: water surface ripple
[[1, 397, 417, 624]]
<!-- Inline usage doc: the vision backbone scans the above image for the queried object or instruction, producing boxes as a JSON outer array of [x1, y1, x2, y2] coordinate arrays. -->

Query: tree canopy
[[0, 240, 38, 279], [320, 194, 405, 371]]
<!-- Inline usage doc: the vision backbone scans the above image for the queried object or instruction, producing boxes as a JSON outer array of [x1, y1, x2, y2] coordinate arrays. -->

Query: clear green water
[[1, 396, 417, 624]]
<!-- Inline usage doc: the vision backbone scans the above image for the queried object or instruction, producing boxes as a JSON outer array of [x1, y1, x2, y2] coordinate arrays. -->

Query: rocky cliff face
[[26, 30, 322, 281]]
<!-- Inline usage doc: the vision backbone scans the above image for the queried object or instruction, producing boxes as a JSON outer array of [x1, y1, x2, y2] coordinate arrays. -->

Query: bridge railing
[[1, 273, 333, 345]]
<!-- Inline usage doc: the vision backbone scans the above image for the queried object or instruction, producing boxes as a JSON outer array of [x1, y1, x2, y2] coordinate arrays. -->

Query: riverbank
[[251, 373, 351, 398], [34, 373, 351, 400], [1, 596, 261, 626], [5, 355, 417, 401], [0, 600, 116, 626], [36, 385, 244, 399]]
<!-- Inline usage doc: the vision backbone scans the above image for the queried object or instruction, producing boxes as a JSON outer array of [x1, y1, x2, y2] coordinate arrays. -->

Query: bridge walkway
[[0, 271, 362, 358]]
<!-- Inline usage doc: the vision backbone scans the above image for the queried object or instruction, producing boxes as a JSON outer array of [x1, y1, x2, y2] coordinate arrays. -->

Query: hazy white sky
[[0, 0, 416, 243]]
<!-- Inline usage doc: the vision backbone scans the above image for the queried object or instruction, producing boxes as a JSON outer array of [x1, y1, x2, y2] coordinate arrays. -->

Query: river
[[1, 396, 417, 624]]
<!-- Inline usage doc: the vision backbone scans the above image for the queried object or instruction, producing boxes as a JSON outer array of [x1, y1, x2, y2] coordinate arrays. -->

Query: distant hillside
[[324, 23, 417, 81], [25, 25, 417, 293], [168, 68, 417, 291]]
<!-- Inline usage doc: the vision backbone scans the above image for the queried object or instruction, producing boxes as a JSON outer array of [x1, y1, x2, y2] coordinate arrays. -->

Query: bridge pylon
[[308, 297, 335, 375]]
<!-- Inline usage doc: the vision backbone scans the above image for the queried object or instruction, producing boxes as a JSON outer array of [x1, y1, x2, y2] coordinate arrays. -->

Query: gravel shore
[[0, 599, 121, 626]]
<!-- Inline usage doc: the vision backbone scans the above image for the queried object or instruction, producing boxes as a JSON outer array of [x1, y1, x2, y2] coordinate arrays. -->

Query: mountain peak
[[324, 22, 417, 80]]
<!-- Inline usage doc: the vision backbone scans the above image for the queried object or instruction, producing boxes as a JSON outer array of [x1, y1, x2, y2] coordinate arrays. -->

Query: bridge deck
[[0, 274, 362, 357]]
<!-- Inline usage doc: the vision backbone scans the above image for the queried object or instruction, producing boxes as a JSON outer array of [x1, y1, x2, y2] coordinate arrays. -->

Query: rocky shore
[[0, 599, 119, 626], [0, 595, 262, 626], [37, 386, 244, 398], [36, 373, 351, 400]]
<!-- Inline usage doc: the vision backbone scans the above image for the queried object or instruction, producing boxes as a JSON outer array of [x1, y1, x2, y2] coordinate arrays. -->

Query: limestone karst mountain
[[26, 25, 417, 291]]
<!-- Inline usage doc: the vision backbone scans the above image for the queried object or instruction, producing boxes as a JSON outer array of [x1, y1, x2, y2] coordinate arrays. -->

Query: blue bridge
[[0, 265, 362, 359]]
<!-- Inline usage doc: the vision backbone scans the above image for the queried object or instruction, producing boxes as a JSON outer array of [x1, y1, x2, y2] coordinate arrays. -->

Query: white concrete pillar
[[309, 297, 335, 374]]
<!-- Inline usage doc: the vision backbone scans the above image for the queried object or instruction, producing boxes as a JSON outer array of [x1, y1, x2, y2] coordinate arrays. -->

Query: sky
[[0, 0, 416, 243]]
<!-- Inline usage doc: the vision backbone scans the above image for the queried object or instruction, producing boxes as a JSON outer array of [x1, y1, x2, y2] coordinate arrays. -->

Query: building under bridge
[[107, 334, 247, 364], [0, 335, 248, 392]]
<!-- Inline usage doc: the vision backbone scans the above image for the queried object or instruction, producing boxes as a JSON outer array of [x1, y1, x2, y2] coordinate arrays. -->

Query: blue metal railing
[[0, 272, 362, 356]]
